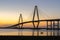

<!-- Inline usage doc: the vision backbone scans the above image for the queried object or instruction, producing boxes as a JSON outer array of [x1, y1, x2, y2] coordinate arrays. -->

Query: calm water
[[0, 29, 60, 36]]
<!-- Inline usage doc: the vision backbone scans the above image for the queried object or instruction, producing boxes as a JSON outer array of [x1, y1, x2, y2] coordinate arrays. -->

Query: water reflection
[[0, 29, 59, 36]]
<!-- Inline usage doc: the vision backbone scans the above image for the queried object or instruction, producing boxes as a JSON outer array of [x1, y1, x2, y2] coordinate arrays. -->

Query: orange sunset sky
[[0, 0, 60, 27]]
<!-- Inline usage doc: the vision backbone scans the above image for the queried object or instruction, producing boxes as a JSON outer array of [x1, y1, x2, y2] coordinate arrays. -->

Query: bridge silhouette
[[0, 5, 60, 36]]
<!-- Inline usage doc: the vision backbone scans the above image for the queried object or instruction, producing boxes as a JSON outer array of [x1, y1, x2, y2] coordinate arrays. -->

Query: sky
[[0, 0, 60, 27]]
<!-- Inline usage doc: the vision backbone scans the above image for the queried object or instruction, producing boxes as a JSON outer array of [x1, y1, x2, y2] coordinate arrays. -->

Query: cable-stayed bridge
[[0, 19, 60, 29], [0, 5, 60, 36]]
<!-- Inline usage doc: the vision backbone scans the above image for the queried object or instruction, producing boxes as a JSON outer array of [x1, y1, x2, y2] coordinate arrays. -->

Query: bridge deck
[[6, 19, 60, 27], [0, 19, 60, 29], [0, 27, 60, 30]]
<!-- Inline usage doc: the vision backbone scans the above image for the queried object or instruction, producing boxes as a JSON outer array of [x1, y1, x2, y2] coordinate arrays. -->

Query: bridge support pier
[[57, 21, 59, 36], [47, 21, 48, 36], [50, 21, 53, 36], [53, 21, 60, 36], [47, 21, 53, 36], [53, 21, 55, 36]]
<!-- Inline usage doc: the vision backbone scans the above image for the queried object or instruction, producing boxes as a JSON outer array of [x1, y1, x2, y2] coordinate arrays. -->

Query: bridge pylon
[[18, 13, 23, 28], [32, 5, 39, 28], [18, 13, 23, 36]]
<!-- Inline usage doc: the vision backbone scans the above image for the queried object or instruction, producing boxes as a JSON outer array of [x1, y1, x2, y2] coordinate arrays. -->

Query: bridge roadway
[[0, 19, 60, 30], [0, 27, 60, 30]]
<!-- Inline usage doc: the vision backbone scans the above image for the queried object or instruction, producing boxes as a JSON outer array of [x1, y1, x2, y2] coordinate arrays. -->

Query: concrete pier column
[[50, 21, 52, 36], [53, 21, 55, 36], [47, 21, 48, 36], [57, 21, 59, 36]]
